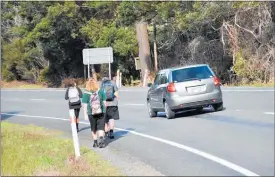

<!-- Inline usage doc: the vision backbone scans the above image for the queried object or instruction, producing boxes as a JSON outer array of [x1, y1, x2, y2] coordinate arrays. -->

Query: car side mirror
[[147, 83, 153, 87]]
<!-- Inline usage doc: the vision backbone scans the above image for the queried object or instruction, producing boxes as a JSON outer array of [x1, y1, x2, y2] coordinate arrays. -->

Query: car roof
[[158, 64, 209, 73]]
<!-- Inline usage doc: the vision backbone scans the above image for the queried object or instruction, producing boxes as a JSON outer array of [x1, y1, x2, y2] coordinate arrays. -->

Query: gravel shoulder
[[76, 134, 165, 176]]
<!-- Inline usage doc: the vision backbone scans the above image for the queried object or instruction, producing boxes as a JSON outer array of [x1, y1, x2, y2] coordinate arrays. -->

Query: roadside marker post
[[69, 109, 81, 159]]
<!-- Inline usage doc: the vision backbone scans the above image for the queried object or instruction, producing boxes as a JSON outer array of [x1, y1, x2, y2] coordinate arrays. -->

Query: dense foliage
[[1, 1, 274, 86]]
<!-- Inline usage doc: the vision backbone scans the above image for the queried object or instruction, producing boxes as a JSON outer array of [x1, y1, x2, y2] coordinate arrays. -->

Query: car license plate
[[188, 85, 205, 93]]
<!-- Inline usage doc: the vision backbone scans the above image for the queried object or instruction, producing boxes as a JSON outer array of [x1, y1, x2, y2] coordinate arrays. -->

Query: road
[[1, 87, 274, 176]]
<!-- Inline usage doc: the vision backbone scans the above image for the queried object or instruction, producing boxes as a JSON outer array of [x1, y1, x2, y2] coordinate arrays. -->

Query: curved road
[[1, 87, 274, 176]]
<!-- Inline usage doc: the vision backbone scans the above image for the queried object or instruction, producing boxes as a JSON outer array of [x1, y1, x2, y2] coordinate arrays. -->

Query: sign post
[[69, 109, 80, 159], [88, 57, 90, 78], [82, 47, 114, 79], [108, 47, 111, 80]]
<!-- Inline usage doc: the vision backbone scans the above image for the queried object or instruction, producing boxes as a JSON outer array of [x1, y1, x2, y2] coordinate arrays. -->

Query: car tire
[[164, 102, 175, 119], [147, 100, 157, 118], [213, 102, 223, 112], [195, 107, 204, 112]]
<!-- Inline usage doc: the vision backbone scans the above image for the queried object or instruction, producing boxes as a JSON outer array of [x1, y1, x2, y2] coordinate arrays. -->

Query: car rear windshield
[[172, 66, 214, 83]]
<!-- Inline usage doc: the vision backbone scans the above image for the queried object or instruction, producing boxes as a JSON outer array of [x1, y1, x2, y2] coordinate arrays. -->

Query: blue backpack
[[102, 81, 114, 101]]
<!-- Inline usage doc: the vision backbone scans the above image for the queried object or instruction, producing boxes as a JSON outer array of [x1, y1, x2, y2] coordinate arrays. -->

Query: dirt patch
[[64, 155, 92, 175]]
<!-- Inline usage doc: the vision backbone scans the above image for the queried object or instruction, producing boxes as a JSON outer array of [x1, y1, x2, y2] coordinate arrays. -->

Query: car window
[[153, 74, 161, 86], [160, 74, 168, 85], [172, 66, 214, 83]]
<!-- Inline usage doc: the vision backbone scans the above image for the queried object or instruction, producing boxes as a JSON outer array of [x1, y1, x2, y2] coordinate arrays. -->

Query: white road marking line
[[123, 103, 145, 106], [30, 99, 46, 101], [263, 112, 274, 115], [1, 113, 260, 176]]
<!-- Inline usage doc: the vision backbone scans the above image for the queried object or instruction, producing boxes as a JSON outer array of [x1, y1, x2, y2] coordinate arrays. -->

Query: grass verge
[[1, 81, 46, 89], [1, 122, 123, 176], [224, 82, 274, 87]]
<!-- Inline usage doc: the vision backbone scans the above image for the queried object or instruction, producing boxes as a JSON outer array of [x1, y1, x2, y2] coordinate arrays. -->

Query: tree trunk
[[136, 22, 151, 87], [153, 23, 158, 72]]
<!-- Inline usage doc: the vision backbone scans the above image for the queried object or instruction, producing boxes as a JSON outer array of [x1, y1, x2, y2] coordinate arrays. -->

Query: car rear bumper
[[166, 89, 223, 111]]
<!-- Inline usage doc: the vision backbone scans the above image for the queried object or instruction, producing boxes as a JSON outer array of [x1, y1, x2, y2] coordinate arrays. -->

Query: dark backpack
[[102, 81, 114, 101]]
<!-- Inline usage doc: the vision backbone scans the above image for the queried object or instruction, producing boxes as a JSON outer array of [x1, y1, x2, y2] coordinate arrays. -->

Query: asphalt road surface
[[1, 87, 274, 176]]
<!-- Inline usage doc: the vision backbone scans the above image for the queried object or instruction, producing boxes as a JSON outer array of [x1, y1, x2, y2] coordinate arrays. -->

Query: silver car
[[147, 64, 223, 119]]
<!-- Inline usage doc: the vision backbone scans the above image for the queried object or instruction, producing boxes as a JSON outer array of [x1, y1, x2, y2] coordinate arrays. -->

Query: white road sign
[[82, 47, 113, 65]]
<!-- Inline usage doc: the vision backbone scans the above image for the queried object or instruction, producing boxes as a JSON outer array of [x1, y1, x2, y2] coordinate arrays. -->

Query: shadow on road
[[105, 128, 135, 146], [156, 106, 227, 119], [78, 126, 91, 132], [77, 125, 135, 146], [1, 111, 22, 121]]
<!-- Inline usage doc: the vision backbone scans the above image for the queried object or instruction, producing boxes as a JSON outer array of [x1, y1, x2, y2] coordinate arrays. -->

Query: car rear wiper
[[182, 78, 201, 82]]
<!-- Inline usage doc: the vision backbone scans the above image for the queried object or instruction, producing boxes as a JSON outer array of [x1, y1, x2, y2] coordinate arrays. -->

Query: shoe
[[93, 142, 98, 148], [98, 137, 105, 148], [109, 131, 114, 139]]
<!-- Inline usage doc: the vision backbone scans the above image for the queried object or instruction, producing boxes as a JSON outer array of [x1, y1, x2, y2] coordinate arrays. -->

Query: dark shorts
[[74, 108, 80, 118], [105, 106, 120, 123], [88, 114, 105, 132]]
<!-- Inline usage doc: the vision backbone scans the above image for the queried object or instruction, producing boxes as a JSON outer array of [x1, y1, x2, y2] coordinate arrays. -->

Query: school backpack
[[68, 87, 80, 103], [90, 91, 102, 115], [102, 80, 114, 101]]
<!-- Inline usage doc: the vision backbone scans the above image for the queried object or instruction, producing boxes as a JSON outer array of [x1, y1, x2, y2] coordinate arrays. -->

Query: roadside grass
[[1, 81, 46, 89], [1, 122, 123, 176], [224, 82, 274, 87]]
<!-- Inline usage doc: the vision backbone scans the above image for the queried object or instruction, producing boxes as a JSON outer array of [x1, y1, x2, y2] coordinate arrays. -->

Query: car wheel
[[147, 100, 157, 118], [213, 102, 223, 112], [195, 107, 204, 112], [164, 102, 175, 119]]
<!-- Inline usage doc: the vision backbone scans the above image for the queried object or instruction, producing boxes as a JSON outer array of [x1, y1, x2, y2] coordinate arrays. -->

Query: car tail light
[[213, 76, 221, 86], [167, 82, 176, 92]]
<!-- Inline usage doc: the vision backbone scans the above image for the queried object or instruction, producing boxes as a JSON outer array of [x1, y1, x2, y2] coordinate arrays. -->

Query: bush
[[61, 78, 86, 88], [39, 67, 50, 83], [2, 68, 16, 82]]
